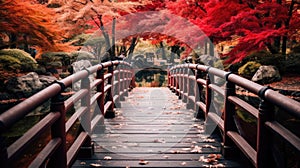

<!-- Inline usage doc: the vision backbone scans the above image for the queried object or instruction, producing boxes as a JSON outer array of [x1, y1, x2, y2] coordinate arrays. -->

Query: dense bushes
[[0, 49, 37, 72], [238, 61, 261, 79]]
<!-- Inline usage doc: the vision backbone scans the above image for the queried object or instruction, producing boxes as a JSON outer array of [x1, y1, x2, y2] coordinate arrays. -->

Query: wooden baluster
[[175, 68, 181, 99], [105, 63, 115, 118], [97, 67, 105, 115], [78, 71, 93, 157], [204, 71, 214, 134], [130, 68, 136, 91], [186, 67, 195, 109], [195, 68, 205, 119], [120, 64, 126, 101], [223, 72, 238, 158], [182, 67, 188, 103], [48, 84, 67, 168], [0, 136, 8, 168], [257, 87, 274, 168], [114, 64, 121, 108]]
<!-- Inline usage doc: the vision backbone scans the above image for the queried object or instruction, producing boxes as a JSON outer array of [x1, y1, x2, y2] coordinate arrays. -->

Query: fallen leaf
[[163, 155, 169, 159], [90, 163, 102, 167], [203, 138, 215, 143], [181, 148, 191, 151], [207, 154, 221, 159], [104, 156, 112, 160], [191, 145, 202, 153], [202, 144, 217, 149], [139, 160, 149, 165]]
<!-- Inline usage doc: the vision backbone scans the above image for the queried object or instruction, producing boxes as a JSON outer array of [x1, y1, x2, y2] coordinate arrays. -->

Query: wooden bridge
[[0, 60, 300, 167]]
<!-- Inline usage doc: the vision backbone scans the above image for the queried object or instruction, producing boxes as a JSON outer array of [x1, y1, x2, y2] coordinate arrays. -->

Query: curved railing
[[168, 63, 300, 168], [0, 60, 134, 168]]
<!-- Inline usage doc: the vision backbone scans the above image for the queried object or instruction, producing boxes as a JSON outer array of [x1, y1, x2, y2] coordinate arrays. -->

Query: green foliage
[[230, 50, 286, 73], [0, 49, 37, 72], [236, 108, 257, 124], [38, 52, 70, 67], [0, 55, 22, 71], [238, 61, 261, 79], [70, 51, 95, 61]]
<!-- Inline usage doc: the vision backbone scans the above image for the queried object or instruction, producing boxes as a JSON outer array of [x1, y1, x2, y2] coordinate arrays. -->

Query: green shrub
[[38, 52, 70, 67], [230, 50, 286, 73], [238, 61, 261, 79], [0, 55, 22, 71], [70, 51, 95, 61], [0, 49, 37, 72]]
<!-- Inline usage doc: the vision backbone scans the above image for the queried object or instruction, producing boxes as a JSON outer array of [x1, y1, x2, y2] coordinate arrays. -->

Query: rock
[[5, 72, 43, 94], [4, 72, 58, 98], [252, 66, 281, 84], [39, 75, 57, 87]]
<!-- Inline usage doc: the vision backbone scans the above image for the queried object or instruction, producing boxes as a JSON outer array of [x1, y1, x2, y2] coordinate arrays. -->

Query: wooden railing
[[168, 63, 300, 168], [0, 60, 134, 168]]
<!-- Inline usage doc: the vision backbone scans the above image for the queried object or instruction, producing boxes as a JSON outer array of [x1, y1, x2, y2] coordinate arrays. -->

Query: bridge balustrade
[[168, 63, 300, 168], [0, 61, 133, 168]]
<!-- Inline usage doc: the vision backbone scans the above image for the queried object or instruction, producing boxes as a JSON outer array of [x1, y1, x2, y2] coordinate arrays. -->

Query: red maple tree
[[167, 0, 300, 64], [0, 0, 73, 56]]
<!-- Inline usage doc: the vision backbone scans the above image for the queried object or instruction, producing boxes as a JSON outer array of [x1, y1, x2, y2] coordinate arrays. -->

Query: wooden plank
[[265, 121, 300, 152], [73, 87, 241, 167], [66, 107, 87, 132], [228, 96, 259, 118], [227, 131, 256, 166], [207, 112, 224, 132], [67, 132, 89, 167], [104, 101, 112, 114], [28, 138, 62, 168]]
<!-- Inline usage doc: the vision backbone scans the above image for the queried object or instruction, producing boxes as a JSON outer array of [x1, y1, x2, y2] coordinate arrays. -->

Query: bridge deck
[[72, 87, 241, 167]]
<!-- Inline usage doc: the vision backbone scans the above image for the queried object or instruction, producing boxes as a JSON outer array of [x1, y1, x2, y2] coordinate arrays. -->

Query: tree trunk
[[204, 39, 208, 55], [111, 18, 116, 60], [282, 0, 295, 55], [9, 33, 17, 48], [160, 41, 167, 60], [209, 38, 214, 56], [128, 37, 137, 61]]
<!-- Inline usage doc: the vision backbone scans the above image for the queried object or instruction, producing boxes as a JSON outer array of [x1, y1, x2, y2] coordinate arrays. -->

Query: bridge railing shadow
[[169, 63, 300, 168], [0, 61, 134, 168]]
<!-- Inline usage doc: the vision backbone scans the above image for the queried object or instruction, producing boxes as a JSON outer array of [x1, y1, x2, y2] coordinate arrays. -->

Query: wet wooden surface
[[72, 87, 241, 167]]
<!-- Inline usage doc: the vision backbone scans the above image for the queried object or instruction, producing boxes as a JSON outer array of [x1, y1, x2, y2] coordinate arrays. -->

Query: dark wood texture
[[73, 88, 241, 167]]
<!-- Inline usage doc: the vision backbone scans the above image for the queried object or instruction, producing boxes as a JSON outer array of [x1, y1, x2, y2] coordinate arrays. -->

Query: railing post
[[119, 64, 126, 101], [78, 72, 93, 157], [114, 65, 121, 107], [48, 87, 67, 168], [105, 63, 115, 118], [204, 71, 215, 134], [257, 87, 275, 168], [129, 68, 135, 91], [182, 67, 188, 103], [0, 136, 8, 168], [223, 72, 238, 158], [195, 68, 205, 119], [97, 67, 105, 115], [186, 67, 195, 109], [175, 68, 181, 99]]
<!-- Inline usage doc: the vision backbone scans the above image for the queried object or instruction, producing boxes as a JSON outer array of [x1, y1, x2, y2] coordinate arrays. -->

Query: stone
[[5, 72, 43, 94], [252, 65, 281, 84]]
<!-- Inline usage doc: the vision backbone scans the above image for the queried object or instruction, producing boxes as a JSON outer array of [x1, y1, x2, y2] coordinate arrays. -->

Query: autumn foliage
[[1, 0, 300, 64], [0, 0, 75, 57]]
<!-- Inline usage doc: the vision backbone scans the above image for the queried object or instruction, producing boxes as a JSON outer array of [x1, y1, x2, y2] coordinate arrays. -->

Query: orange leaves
[[0, 0, 74, 53]]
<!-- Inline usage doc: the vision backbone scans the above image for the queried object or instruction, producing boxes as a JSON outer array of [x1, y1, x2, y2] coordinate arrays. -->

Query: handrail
[[168, 63, 300, 168], [0, 60, 134, 168]]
